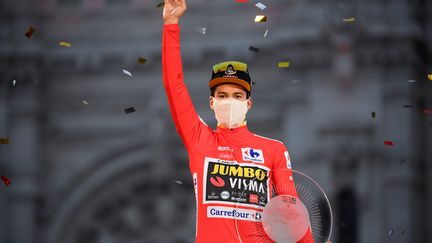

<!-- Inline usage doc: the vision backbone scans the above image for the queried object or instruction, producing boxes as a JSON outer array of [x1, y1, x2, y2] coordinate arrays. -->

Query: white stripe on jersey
[[252, 134, 283, 144]]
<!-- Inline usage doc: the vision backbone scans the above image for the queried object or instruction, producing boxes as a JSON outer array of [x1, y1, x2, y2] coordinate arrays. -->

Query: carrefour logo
[[241, 148, 264, 163], [207, 206, 263, 222]]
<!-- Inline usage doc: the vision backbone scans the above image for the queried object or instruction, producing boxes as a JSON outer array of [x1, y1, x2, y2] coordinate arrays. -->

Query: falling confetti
[[122, 69, 133, 77], [408, 80, 416, 83], [384, 140, 394, 146], [343, 17, 355, 22], [255, 2, 266, 10], [403, 105, 413, 108], [264, 29, 269, 38], [249, 46, 259, 53], [0, 138, 10, 144], [428, 74, 432, 80], [137, 57, 147, 64], [25, 26, 36, 38], [254, 15, 267, 23], [195, 26, 206, 35], [278, 62, 290, 68], [156, 1, 164, 7], [291, 80, 301, 84], [371, 111, 376, 118], [1, 175, 10, 186], [235, 0, 249, 2], [124, 107, 136, 114], [174, 180, 183, 185], [59, 41, 72, 47], [388, 228, 394, 237], [424, 109, 432, 115], [12, 80, 16, 86], [82, 100, 88, 105]]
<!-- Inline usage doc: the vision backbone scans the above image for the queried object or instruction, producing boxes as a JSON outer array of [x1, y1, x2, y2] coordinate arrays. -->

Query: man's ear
[[247, 97, 253, 110], [209, 96, 214, 110]]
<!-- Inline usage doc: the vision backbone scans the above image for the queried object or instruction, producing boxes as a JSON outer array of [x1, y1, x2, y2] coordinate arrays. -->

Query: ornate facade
[[0, 0, 431, 242]]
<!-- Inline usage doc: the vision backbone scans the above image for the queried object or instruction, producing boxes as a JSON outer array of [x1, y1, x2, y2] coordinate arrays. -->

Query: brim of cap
[[209, 77, 251, 93]]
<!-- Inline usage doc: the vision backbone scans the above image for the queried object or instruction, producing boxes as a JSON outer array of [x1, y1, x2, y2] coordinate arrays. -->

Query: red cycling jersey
[[162, 23, 314, 243]]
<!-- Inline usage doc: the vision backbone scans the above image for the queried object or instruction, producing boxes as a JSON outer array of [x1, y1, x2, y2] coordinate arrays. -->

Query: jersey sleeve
[[272, 143, 315, 243], [162, 24, 212, 152]]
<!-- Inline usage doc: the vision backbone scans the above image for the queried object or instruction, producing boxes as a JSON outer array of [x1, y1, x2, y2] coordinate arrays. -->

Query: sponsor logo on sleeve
[[241, 148, 265, 163], [284, 151, 292, 169]]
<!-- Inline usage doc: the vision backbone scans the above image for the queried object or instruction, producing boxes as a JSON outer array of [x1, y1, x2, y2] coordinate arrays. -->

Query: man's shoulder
[[251, 133, 285, 147]]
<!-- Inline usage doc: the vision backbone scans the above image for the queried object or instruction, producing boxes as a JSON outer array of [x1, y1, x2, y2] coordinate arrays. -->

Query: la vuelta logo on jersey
[[241, 147, 265, 163], [203, 157, 270, 208]]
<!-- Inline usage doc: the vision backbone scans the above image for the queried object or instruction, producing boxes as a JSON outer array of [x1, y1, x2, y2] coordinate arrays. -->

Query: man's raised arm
[[161, 0, 212, 152]]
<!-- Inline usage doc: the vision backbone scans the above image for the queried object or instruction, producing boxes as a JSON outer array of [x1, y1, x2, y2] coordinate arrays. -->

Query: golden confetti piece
[[156, 1, 164, 7], [82, 100, 88, 105], [278, 62, 290, 68], [0, 138, 10, 144], [25, 26, 35, 38], [254, 15, 267, 23], [428, 74, 432, 80], [343, 17, 355, 22], [137, 57, 147, 64], [59, 41, 72, 47]]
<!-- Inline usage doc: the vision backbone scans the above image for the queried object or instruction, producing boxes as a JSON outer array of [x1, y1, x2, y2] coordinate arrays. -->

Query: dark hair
[[210, 86, 251, 99]]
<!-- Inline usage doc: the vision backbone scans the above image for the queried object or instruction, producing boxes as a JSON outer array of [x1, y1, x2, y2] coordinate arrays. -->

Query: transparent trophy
[[234, 169, 333, 243]]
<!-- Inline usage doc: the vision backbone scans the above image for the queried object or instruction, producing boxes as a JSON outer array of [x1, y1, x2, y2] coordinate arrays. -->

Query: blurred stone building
[[0, 0, 431, 243]]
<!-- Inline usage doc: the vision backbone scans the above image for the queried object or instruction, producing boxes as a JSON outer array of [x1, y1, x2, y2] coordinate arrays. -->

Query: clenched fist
[[163, 0, 187, 24]]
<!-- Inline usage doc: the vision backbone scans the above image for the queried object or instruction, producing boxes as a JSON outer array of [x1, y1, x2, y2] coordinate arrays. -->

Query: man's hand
[[163, 0, 187, 24]]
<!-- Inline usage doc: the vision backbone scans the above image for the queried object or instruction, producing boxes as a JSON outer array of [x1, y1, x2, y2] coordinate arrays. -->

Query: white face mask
[[212, 97, 249, 128]]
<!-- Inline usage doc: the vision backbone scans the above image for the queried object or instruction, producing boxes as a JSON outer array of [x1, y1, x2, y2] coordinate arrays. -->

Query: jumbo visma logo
[[210, 164, 267, 181]]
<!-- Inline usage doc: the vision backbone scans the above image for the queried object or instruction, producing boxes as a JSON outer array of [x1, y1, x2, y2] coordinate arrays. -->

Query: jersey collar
[[216, 121, 250, 133]]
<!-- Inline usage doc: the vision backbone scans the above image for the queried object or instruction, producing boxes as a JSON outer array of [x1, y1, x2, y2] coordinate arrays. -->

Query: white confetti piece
[[255, 2, 266, 10], [12, 80, 16, 86], [122, 69, 132, 77], [195, 26, 206, 35], [291, 80, 301, 84], [388, 228, 393, 237], [408, 80, 416, 83], [174, 180, 183, 185], [264, 29, 269, 38], [82, 100, 88, 105]]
